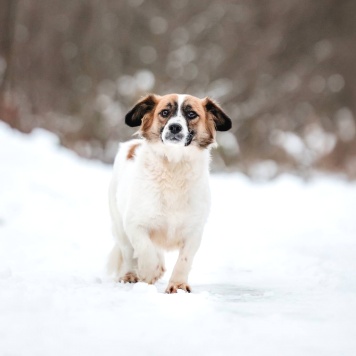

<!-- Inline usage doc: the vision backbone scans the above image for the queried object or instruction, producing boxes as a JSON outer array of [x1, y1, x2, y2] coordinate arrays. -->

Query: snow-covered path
[[1, 122, 356, 356]]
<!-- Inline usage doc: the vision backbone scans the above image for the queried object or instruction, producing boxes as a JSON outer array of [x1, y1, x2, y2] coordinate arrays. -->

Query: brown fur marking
[[126, 142, 141, 160], [183, 95, 216, 148], [120, 272, 139, 283], [165, 282, 191, 294], [141, 94, 179, 141]]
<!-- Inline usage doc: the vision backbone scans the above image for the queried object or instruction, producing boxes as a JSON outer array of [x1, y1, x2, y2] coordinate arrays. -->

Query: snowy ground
[[1, 121, 356, 356]]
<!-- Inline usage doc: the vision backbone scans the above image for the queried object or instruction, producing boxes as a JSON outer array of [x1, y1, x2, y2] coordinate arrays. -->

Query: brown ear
[[125, 94, 159, 127], [204, 98, 232, 131]]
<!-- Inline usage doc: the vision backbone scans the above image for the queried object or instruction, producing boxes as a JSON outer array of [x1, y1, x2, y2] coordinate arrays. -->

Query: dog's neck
[[139, 141, 211, 180], [145, 140, 208, 161]]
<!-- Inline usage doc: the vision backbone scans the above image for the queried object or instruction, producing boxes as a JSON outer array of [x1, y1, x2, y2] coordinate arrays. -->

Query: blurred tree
[[0, 0, 18, 126], [0, 0, 355, 178], [0, 0, 17, 92]]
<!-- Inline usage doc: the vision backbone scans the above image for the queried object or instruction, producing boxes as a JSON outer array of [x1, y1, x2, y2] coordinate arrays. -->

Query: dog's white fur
[[108, 94, 231, 293]]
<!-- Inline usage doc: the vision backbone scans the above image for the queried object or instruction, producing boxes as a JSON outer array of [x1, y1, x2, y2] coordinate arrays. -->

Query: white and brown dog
[[108, 94, 231, 293]]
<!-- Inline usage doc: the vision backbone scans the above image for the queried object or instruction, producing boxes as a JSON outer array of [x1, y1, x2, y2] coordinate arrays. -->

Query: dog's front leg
[[166, 236, 202, 294], [127, 226, 165, 284]]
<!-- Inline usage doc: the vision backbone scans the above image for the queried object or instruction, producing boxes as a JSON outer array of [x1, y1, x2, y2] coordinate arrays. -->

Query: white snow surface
[[1, 121, 356, 356]]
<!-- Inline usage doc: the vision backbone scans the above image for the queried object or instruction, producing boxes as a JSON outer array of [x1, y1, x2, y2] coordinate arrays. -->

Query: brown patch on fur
[[140, 111, 156, 141], [126, 142, 141, 160], [196, 116, 216, 148], [154, 94, 179, 117], [165, 282, 191, 294], [182, 95, 216, 149], [120, 272, 139, 283], [141, 94, 179, 142]]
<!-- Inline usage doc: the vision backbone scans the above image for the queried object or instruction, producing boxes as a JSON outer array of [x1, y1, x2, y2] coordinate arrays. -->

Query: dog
[[107, 93, 231, 293]]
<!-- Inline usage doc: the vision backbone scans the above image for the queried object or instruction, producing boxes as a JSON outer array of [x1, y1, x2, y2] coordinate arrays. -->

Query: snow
[[1, 121, 356, 356]]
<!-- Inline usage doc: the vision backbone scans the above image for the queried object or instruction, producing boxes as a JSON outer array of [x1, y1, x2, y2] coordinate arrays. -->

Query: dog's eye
[[160, 110, 170, 118], [187, 111, 197, 120]]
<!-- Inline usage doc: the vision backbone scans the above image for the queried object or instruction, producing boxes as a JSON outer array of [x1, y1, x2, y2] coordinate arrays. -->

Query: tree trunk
[[0, 0, 18, 93]]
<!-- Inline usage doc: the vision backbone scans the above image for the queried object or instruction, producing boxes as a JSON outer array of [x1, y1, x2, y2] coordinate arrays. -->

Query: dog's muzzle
[[164, 123, 184, 143]]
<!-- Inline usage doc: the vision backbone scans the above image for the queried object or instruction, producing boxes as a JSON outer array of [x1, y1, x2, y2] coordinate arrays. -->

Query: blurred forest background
[[1, 0, 356, 179]]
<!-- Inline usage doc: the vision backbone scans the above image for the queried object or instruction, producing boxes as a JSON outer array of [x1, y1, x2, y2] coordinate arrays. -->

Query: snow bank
[[1, 122, 356, 356]]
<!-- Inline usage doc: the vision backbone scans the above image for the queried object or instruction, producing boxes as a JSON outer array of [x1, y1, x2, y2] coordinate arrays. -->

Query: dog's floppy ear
[[125, 94, 159, 127], [204, 98, 232, 131]]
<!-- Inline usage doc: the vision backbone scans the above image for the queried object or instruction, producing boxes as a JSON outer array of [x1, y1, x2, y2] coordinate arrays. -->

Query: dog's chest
[[138, 157, 204, 226], [147, 162, 193, 213]]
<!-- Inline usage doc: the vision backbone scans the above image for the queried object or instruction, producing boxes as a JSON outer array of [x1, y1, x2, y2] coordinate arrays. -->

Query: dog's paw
[[137, 250, 165, 284], [119, 272, 139, 283], [165, 282, 191, 294]]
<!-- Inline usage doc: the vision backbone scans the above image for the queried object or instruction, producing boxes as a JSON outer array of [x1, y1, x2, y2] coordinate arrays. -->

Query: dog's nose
[[169, 123, 182, 134]]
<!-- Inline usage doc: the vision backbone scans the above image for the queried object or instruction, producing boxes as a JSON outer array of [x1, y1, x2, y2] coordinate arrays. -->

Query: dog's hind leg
[[107, 245, 138, 283], [107, 242, 123, 277], [107, 219, 138, 282], [108, 181, 138, 282]]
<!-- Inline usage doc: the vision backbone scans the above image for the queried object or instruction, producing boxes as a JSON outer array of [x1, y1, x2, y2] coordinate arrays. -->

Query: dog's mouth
[[163, 132, 185, 144], [160, 128, 195, 147], [162, 132, 185, 145]]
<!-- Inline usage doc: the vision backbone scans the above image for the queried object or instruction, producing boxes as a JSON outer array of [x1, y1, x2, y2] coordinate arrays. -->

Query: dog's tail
[[107, 243, 123, 277]]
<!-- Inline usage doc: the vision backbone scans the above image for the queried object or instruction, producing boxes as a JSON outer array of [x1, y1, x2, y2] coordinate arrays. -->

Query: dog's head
[[125, 94, 231, 149]]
